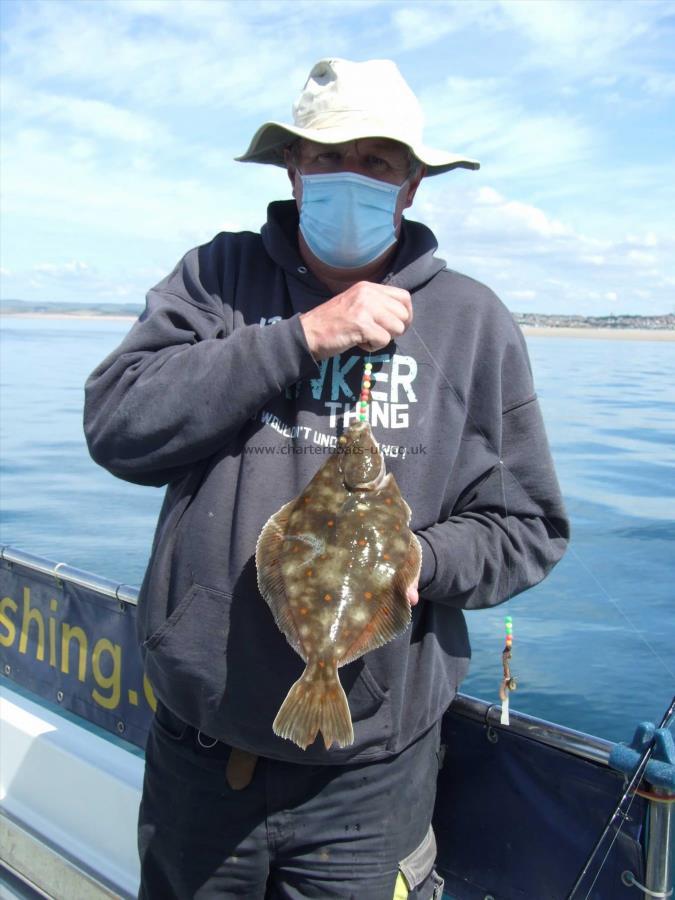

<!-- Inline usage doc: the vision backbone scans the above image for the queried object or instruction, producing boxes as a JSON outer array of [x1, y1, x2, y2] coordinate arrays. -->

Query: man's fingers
[[368, 287, 413, 324], [352, 290, 413, 343], [372, 308, 409, 336], [379, 284, 413, 305], [356, 323, 395, 352], [299, 281, 413, 360]]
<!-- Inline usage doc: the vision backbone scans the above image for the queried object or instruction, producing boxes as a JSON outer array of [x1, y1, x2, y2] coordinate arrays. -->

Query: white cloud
[[33, 261, 90, 276], [390, 2, 487, 51], [22, 258, 146, 302], [642, 73, 675, 97], [0, 126, 246, 246], [2, 80, 169, 144], [626, 250, 658, 265], [417, 182, 675, 315], [0, 0, 370, 117], [391, 0, 675, 95], [1, 0, 672, 316], [497, 0, 672, 76], [420, 76, 594, 180], [472, 188, 572, 239], [581, 255, 606, 267]]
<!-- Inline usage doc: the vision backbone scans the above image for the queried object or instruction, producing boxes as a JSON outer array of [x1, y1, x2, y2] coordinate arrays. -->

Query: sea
[[1, 316, 673, 744]]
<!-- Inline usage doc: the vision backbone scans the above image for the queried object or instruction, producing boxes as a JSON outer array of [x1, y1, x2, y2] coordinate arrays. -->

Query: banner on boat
[[0, 557, 153, 748]]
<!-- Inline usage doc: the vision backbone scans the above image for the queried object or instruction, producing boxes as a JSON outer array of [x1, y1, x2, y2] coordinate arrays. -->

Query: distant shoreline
[[1, 312, 138, 321], [2, 311, 675, 340], [520, 325, 675, 341]]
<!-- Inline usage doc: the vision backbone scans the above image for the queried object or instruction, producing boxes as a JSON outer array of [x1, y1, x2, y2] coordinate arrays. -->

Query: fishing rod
[[567, 693, 675, 900]]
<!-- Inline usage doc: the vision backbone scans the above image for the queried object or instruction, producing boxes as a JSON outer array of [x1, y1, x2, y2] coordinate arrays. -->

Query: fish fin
[[256, 499, 306, 660], [338, 601, 411, 665], [339, 535, 421, 666], [273, 661, 354, 750], [399, 532, 423, 593]]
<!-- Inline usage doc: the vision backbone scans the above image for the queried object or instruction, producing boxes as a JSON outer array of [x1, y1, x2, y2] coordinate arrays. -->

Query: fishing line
[[408, 321, 675, 682], [405, 323, 516, 603], [567, 694, 675, 900]]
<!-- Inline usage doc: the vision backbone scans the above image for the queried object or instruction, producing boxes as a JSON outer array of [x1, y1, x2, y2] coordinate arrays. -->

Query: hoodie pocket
[[143, 583, 231, 711], [344, 661, 392, 749], [349, 662, 387, 717]]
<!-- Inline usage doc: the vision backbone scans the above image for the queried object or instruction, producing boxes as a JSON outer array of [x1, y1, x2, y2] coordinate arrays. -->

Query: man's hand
[[299, 281, 413, 361]]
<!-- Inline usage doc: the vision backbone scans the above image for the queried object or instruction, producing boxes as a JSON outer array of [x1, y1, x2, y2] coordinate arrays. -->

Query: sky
[[1, 0, 674, 316]]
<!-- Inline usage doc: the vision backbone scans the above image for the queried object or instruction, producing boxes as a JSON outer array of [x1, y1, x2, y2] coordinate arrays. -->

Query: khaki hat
[[235, 58, 480, 177]]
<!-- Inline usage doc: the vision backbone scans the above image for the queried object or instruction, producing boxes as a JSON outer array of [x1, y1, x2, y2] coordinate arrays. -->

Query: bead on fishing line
[[359, 359, 373, 421]]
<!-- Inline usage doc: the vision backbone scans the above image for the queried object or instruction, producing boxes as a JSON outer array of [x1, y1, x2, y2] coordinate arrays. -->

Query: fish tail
[[273, 662, 354, 751]]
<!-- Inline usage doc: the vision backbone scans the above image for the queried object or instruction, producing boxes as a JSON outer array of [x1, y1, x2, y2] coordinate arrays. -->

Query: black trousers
[[138, 703, 445, 899]]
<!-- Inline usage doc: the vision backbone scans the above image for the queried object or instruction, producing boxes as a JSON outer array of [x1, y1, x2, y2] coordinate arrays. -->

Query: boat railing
[[1, 545, 672, 899], [1, 545, 139, 605], [0, 544, 616, 766]]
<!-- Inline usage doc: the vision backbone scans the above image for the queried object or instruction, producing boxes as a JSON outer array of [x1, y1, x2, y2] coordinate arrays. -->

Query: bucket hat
[[235, 58, 480, 177]]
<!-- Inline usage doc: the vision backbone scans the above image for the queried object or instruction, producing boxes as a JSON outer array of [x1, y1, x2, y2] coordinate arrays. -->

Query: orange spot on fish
[[383, 553, 390, 560], [327, 520, 334, 527], [304, 497, 311, 504], [364, 591, 373, 600], [324, 593, 333, 602], [299, 608, 308, 615], [292, 546, 299, 553], [306, 569, 313, 577], [358, 539, 366, 546], [385, 497, 393, 505], [318, 661, 325, 668]]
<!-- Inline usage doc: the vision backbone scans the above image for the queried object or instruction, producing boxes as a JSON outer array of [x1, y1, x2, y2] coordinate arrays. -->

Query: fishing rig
[[499, 615, 517, 726]]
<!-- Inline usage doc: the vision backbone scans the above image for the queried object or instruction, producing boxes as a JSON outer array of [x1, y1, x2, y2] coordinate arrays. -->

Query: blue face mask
[[298, 171, 408, 269]]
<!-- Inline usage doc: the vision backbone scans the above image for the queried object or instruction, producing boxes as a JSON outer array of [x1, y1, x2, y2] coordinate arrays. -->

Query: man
[[84, 58, 569, 900]]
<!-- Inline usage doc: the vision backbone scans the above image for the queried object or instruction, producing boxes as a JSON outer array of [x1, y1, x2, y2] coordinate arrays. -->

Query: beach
[[1, 312, 139, 322]]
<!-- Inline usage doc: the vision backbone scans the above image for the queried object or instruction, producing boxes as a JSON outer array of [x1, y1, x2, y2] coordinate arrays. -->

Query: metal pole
[[645, 788, 673, 899], [567, 695, 675, 900]]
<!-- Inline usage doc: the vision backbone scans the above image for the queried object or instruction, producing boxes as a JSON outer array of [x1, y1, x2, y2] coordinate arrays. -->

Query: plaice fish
[[256, 420, 421, 750]]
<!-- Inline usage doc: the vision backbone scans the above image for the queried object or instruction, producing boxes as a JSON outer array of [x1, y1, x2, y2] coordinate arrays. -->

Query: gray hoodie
[[84, 200, 569, 764]]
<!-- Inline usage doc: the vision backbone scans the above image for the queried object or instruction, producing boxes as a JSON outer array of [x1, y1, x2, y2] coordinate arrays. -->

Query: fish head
[[338, 421, 385, 491]]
